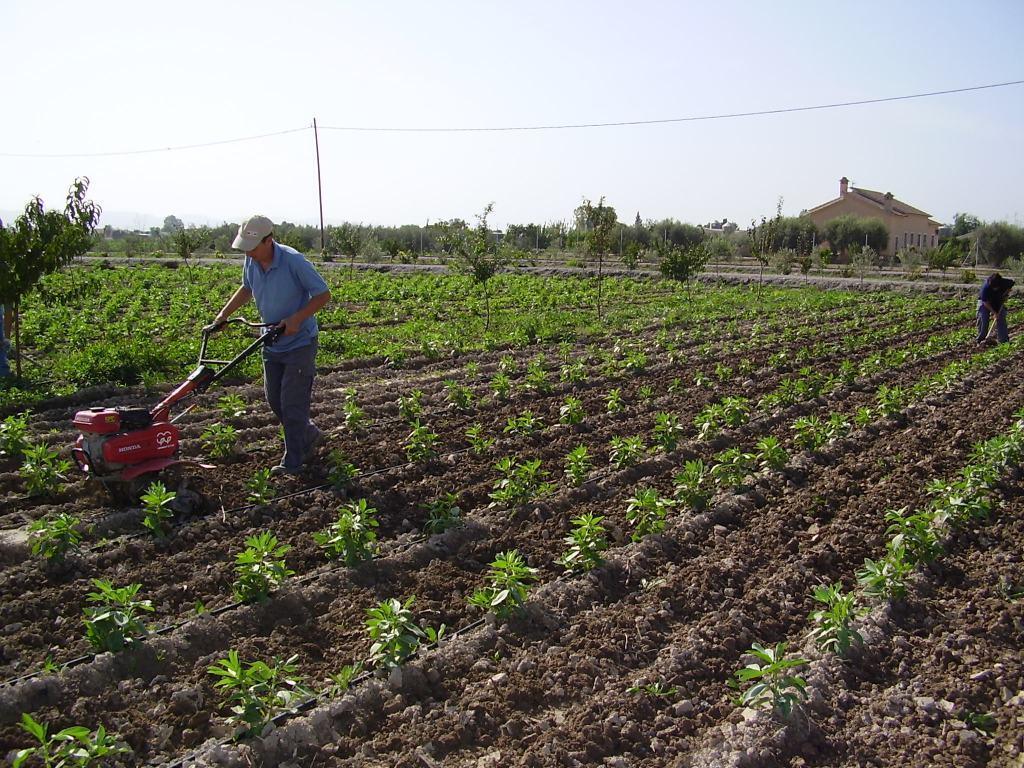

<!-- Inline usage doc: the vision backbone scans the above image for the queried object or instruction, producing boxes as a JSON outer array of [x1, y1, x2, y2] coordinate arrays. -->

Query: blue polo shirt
[[243, 242, 329, 354]]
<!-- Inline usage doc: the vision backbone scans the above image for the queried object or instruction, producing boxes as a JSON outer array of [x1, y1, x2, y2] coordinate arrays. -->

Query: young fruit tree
[[0, 178, 101, 378], [575, 197, 617, 319], [451, 203, 507, 332], [657, 239, 710, 296]]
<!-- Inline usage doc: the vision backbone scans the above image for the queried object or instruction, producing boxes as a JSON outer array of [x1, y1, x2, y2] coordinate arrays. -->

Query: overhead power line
[[2, 79, 1020, 158], [321, 79, 1024, 132], [0, 126, 310, 159]]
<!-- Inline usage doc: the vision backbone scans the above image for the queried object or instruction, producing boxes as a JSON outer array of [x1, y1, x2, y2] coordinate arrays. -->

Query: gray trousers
[[263, 339, 319, 469]]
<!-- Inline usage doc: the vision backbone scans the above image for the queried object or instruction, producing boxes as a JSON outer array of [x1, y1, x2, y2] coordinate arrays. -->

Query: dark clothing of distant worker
[[977, 273, 1014, 344]]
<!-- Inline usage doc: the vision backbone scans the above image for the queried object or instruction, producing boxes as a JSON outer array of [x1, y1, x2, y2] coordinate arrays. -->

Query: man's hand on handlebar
[[203, 317, 228, 334]]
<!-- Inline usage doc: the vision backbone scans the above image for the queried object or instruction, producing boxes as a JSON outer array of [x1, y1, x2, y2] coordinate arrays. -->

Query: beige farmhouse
[[804, 177, 942, 257]]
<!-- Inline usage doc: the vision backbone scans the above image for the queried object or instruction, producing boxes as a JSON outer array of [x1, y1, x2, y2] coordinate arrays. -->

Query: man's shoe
[[270, 464, 302, 477]]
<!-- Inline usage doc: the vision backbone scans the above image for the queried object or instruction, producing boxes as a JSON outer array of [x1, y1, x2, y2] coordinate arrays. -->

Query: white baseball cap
[[232, 215, 275, 251]]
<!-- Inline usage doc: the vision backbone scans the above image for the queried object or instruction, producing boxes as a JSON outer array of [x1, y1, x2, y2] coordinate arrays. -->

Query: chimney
[[839, 177, 849, 197], [884, 191, 893, 213]]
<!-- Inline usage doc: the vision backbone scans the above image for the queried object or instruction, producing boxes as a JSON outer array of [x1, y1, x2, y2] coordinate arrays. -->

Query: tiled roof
[[851, 187, 931, 217]]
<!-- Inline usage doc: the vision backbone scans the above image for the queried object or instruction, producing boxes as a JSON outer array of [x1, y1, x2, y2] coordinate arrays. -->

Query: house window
[[931, 235, 936, 247], [903, 233, 908, 247]]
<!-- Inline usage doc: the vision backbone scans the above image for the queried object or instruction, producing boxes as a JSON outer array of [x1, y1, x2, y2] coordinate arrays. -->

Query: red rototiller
[[71, 319, 281, 499]]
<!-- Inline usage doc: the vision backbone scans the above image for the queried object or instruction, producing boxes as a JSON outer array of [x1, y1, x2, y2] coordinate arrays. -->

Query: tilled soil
[[1, 295, 1021, 767]]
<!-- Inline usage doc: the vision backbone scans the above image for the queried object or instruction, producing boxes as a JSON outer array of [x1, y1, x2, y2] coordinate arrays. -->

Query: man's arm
[[215, 285, 253, 324], [282, 290, 331, 336]]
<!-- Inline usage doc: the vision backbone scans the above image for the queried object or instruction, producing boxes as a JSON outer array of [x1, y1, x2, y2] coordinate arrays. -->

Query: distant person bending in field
[[977, 272, 1015, 345], [207, 215, 332, 475], [0, 304, 10, 378]]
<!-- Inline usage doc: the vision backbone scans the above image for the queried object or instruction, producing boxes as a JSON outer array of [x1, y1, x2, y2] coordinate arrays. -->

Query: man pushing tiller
[[206, 215, 332, 475]]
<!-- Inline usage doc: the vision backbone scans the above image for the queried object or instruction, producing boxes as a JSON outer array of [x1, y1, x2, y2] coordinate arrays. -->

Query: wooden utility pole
[[313, 118, 325, 253]]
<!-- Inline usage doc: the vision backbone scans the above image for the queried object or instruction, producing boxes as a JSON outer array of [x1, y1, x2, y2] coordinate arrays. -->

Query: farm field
[[0, 268, 1022, 767]]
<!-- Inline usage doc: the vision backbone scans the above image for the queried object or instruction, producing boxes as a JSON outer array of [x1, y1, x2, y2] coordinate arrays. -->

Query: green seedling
[[792, 415, 827, 450], [208, 651, 311, 738], [884, 506, 942, 564], [875, 384, 908, 417], [217, 394, 247, 419], [489, 456, 553, 508], [710, 447, 756, 491], [27, 513, 82, 563], [326, 449, 359, 489], [20, 444, 71, 497], [325, 662, 364, 696], [504, 411, 542, 436], [140, 481, 176, 537], [755, 436, 789, 471], [730, 642, 808, 719], [468, 549, 537, 619], [314, 499, 379, 564], [245, 469, 276, 505], [82, 578, 154, 652], [627, 682, 678, 698], [13, 713, 128, 768], [564, 445, 592, 486], [232, 531, 294, 602], [465, 423, 495, 455], [609, 435, 645, 469], [606, 388, 625, 414], [674, 459, 712, 511], [808, 582, 863, 656], [365, 596, 425, 669], [404, 420, 439, 462], [444, 380, 474, 410], [490, 371, 512, 400], [652, 412, 685, 453], [559, 360, 586, 383], [201, 423, 237, 458], [423, 493, 461, 534], [857, 540, 913, 600], [638, 384, 654, 401], [625, 488, 672, 541], [559, 396, 585, 426], [960, 710, 997, 735], [557, 513, 609, 572], [524, 359, 552, 394], [497, 354, 517, 374], [342, 390, 366, 430], [397, 389, 424, 421], [0, 412, 30, 460]]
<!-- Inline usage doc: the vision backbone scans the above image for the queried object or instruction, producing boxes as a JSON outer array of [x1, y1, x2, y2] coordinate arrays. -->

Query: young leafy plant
[[625, 488, 672, 541], [755, 436, 789, 471], [404, 420, 439, 462], [559, 396, 585, 426], [609, 435, 645, 469], [652, 412, 685, 453], [232, 531, 294, 602], [468, 550, 538, 619], [504, 411, 542, 437], [217, 394, 247, 419], [326, 449, 359, 489], [201, 423, 237, 459], [423, 492, 461, 534], [208, 651, 311, 738], [243, 468, 275, 505], [489, 457, 553, 508], [20, 444, 71, 497], [808, 582, 863, 656], [27, 513, 82, 563], [465, 423, 495, 454], [82, 579, 154, 652], [557, 513, 609, 572], [444, 380, 474, 410], [674, 459, 713, 511], [730, 642, 809, 719], [341, 389, 366, 430], [365, 596, 424, 669], [606, 388, 625, 414], [140, 481, 176, 537], [313, 499, 379, 564], [564, 444, 592, 486], [0, 412, 30, 461], [856, 539, 913, 600], [397, 389, 424, 421], [13, 713, 128, 768]]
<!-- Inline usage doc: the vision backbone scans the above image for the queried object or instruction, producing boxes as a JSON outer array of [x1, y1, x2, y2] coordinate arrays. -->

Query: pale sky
[[2, 1, 1022, 231]]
